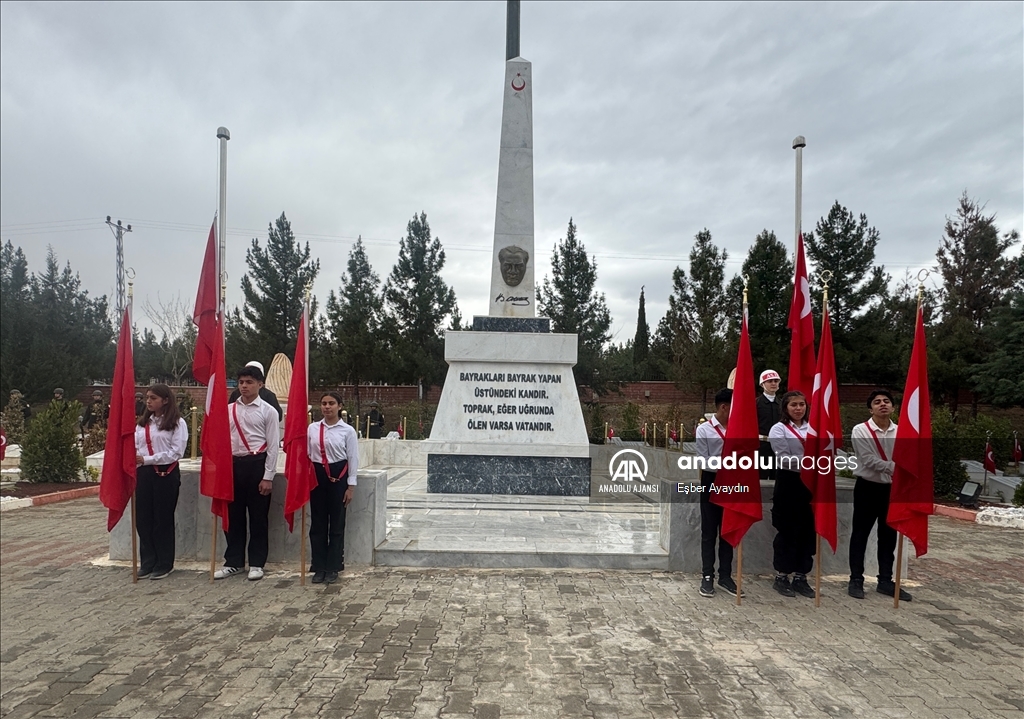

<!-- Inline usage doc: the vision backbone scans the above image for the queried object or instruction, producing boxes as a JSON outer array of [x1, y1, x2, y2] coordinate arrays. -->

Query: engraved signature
[[494, 294, 531, 306]]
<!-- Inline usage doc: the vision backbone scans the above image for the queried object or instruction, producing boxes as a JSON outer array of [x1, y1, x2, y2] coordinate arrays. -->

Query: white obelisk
[[488, 57, 535, 317]]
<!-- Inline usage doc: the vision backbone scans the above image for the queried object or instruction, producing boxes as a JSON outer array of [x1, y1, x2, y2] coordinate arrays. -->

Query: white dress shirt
[[850, 418, 897, 484], [769, 421, 809, 468], [135, 416, 188, 466], [229, 396, 280, 481], [307, 418, 359, 486], [694, 416, 728, 466]]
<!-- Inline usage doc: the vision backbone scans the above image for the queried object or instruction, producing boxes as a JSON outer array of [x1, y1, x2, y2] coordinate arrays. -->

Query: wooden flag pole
[[736, 541, 743, 606], [210, 515, 217, 583], [300, 505, 307, 586], [893, 533, 905, 609], [130, 492, 138, 583], [814, 535, 821, 607]]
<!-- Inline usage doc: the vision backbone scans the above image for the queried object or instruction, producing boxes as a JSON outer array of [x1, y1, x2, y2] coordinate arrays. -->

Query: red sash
[[319, 422, 349, 482], [864, 421, 888, 461], [710, 422, 726, 441], [784, 423, 806, 445], [144, 422, 179, 477], [232, 403, 268, 455]]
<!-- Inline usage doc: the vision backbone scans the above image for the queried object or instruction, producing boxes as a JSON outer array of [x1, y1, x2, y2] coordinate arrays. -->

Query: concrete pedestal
[[109, 459, 387, 565]]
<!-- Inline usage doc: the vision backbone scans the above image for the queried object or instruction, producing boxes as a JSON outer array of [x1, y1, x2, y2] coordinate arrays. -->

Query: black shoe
[[699, 575, 715, 597], [876, 580, 912, 601], [137, 568, 153, 579], [791, 576, 816, 598], [325, 571, 339, 584], [773, 576, 796, 597], [311, 571, 326, 584], [717, 576, 744, 598], [848, 578, 865, 599], [150, 569, 173, 581]]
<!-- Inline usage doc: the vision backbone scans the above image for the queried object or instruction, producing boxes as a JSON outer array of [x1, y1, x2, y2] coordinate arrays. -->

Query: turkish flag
[[787, 234, 816, 400], [1014, 437, 1022, 464], [800, 302, 842, 552], [396, 422, 404, 439], [100, 305, 137, 532], [608, 426, 615, 438], [284, 304, 316, 532], [711, 310, 763, 546], [887, 303, 933, 557], [199, 316, 233, 530], [192, 221, 219, 385], [983, 443, 996, 474]]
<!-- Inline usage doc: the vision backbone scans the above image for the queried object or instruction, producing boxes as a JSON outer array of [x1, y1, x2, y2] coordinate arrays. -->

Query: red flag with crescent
[[99, 304, 137, 532], [887, 304, 933, 557], [787, 234, 815, 400], [283, 304, 316, 532], [983, 442, 996, 474]]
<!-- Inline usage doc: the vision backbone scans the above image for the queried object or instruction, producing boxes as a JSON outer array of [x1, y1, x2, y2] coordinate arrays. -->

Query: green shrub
[[2, 394, 27, 444], [620, 402, 641, 441], [21, 400, 86, 483], [932, 407, 968, 499], [956, 413, 1015, 470], [1013, 480, 1024, 507]]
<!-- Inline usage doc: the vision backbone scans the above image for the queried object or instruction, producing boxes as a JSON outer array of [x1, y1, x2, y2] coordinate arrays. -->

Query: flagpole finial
[[126, 268, 135, 299], [742, 274, 749, 308], [915, 268, 929, 309], [303, 282, 312, 304], [818, 269, 833, 310]]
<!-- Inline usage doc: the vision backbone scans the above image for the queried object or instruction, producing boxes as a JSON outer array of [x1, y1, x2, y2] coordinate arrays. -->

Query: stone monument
[[425, 0, 591, 495]]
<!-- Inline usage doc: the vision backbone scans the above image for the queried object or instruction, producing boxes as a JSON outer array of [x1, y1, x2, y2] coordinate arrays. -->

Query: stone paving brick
[[2, 500, 1022, 719]]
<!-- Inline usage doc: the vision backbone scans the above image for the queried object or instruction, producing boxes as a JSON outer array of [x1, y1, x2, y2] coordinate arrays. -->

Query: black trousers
[[772, 469, 815, 575], [309, 462, 348, 572], [849, 477, 898, 582], [699, 470, 734, 578], [225, 453, 272, 569], [136, 465, 180, 574], [758, 441, 778, 481]]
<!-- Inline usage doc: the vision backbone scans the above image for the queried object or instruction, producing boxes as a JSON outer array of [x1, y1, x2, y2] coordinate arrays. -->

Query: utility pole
[[106, 217, 132, 319]]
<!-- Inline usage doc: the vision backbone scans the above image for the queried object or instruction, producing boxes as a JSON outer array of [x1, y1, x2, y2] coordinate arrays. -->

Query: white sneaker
[[248, 567, 264, 581], [214, 566, 243, 580]]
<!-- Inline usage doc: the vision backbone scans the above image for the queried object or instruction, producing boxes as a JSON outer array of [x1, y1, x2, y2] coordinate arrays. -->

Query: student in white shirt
[[215, 365, 281, 582], [134, 384, 188, 580], [768, 390, 816, 599], [306, 392, 359, 584], [693, 388, 741, 598], [848, 389, 911, 601]]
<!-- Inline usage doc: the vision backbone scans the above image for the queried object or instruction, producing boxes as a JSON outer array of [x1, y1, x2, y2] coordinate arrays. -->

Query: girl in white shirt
[[767, 391, 816, 599], [306, 392, 359, 584], [134, 384, 188, 580]]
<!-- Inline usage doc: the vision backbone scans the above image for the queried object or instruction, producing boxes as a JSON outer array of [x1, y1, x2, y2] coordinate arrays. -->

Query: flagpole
[[736, 276, 751, 608], [299, 286, 311, 587], [793, 135, 805, 256], [814, 278, 831, 609], [894, 279, 925, 610], [216, 127, 230, 315], [128, 278, 138, 584]]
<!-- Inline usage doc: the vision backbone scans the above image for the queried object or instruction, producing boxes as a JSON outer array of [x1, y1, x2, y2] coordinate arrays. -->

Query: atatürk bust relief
[[498, 245, 529, 287]]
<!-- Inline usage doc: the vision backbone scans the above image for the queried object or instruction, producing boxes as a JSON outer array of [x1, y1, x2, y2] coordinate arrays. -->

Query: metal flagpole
[[217, 127, 230, 311], [793, 136, 806, 257], [128, 277, 138, 584]]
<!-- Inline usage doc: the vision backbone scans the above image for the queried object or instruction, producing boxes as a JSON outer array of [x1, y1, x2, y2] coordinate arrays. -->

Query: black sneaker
[[877, 580, 912, 601], [699, 576, 715, 597], [137, 568, 153, 579], [150, 569, 173, 581], [325, 571, 339, 584], [717, 576, 744, 598], [311, 571, 326, 584], [773, 575, 796, 597], [848, 577, 865, 599], [791, 576, 816, 598]]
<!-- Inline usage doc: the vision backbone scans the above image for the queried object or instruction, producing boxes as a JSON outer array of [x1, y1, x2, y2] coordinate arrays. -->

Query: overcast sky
[[2, 1, 1021, 346]]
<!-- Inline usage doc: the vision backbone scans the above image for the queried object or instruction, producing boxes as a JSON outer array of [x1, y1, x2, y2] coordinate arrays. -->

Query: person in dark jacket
[[756, 369, 782, 480], [367, 401, 385, 439], [227, 361, 283, 421]]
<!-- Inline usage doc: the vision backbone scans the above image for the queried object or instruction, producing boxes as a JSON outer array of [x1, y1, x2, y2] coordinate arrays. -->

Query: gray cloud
[[2, 1, 1020, 347]]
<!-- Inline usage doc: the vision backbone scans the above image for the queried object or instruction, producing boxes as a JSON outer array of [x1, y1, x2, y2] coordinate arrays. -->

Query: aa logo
[[609, 449, 648, 483]]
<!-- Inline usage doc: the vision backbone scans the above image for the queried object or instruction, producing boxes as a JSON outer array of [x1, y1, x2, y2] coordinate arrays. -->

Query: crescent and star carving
[[511, 73, 526, 92]]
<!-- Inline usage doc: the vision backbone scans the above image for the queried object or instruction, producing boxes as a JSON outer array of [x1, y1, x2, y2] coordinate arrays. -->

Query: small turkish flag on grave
[[983, 442, 996, 474]]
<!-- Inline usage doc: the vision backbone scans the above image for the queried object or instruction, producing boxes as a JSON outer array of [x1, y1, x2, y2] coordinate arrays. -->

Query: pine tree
[[632, 287, 650, 380], [971, 291, 1024, 407], [933, 193, 1022, 412], [1, 241, 32, 401], [804, 202, 889, 379], [537, 218, 612, 393], [239, 213, 321, 363], [383, 213, 457, 388], [725, 230, 794, 374], [662, 229, 729, 413], [21, 399, 85, 483], [326, 237, 386, 417]]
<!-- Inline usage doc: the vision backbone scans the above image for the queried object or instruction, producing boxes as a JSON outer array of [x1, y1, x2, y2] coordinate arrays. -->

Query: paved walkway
[[1, 499, 1021, 719]]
